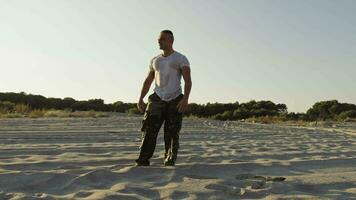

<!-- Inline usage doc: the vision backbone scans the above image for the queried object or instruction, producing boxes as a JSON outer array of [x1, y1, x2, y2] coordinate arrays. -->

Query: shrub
[[338, 110, 356, 120], [28, 109, 45, 118], [0, 101, 16, 113]]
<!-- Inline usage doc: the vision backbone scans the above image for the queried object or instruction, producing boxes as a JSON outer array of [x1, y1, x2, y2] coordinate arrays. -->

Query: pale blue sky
[[1, 0, 355, 112]]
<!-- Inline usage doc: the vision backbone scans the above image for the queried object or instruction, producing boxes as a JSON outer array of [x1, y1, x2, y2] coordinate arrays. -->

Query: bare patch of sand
[[0, 116, 355, 199]]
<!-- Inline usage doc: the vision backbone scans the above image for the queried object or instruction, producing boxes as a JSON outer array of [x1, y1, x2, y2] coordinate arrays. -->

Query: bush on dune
[[0, 100, 110, 118], [28, 109, 46, 118], [69, 110, 109, 118], [0, 101, 16, 114], [1, 92, 356, 123]]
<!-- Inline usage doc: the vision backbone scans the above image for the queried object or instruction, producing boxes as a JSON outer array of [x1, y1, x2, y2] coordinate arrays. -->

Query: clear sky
[[1, 0, 355, 112]]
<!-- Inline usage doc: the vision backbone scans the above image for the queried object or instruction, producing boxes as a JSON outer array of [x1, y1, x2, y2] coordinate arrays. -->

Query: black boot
[[164, 160, 175, 166], [135, 158, 150, 166]]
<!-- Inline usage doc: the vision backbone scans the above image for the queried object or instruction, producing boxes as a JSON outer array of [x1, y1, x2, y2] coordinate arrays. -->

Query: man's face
[[158, 32, 173, 50]]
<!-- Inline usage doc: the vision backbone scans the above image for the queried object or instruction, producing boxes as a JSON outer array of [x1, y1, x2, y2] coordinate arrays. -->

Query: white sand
[[0, 115, 355, 200]]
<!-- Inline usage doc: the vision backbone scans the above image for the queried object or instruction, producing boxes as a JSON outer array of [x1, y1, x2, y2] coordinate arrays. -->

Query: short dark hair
[[161, 29, 174, 41]]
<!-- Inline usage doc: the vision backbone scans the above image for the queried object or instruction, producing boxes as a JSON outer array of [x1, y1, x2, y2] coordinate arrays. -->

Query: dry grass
[[0, 108, 110, 119], [14, 104, 31, 114], [184, 114, 201, 120], [0, 113, 24, 118], [68, 111, 109, 118], [44, 110, 71, 118], [245, 115, 288, 124], [28, 109, 46, 118]]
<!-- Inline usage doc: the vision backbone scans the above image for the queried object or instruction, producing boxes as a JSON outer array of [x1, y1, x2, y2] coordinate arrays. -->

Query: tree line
[[1, 92, 355, 121]]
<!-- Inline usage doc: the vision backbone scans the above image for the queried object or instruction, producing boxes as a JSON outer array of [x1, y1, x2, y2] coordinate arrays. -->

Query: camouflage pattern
[[136, 92, 184, 165]]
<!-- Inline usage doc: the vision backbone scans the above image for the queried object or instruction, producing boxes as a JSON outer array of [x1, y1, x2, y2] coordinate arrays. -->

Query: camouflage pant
[[136, 92, 184, 164]]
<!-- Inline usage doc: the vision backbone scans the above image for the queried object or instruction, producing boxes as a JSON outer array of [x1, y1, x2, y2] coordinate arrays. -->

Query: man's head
[[158, 30, 174, 50]]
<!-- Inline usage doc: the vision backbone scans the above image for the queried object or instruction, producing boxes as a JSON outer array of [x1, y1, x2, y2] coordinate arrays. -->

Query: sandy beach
[[0, 115, 355, 200]]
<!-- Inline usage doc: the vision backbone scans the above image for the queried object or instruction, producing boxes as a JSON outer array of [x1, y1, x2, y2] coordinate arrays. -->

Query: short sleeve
[[179, 55, 190, 69], [149, 58, 154, 71]]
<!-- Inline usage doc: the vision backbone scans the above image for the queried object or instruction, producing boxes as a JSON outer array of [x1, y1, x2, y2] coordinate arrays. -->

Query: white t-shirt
[[149, 50, 190, 101]]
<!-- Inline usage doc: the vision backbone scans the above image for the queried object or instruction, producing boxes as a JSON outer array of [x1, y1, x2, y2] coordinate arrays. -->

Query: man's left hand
[[177, 97, 188, 113]]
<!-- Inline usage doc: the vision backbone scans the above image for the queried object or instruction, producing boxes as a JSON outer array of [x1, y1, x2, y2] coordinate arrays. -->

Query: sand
[[0, 114, 355, 200]]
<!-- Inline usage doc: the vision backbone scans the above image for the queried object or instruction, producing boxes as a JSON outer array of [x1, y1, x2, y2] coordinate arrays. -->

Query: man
[[135, 30, 192, 166]]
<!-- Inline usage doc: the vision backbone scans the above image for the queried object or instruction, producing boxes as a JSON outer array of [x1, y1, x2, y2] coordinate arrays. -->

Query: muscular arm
[[139, 70, 155, 100], [181, 66, 192, 100], [177, 66, 192, 113], [137, 70, 154, 113]]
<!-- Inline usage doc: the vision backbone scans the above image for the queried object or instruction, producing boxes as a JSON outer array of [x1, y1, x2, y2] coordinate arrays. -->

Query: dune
[[0, 115, 355, 199]]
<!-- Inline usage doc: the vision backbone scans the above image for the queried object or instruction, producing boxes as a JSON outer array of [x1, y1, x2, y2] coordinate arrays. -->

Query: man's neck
[[162, 48, 174, 57]]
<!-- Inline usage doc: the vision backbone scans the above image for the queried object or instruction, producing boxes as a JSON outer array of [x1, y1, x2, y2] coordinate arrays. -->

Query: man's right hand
[[137, 98, 147, 113]]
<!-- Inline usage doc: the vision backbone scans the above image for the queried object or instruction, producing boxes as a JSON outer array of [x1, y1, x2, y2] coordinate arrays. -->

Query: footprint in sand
[[235, 173, 286, 189], [74, 191, 94, 198], [235, 173, 286, 182], [185, 174, 217, 179]]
